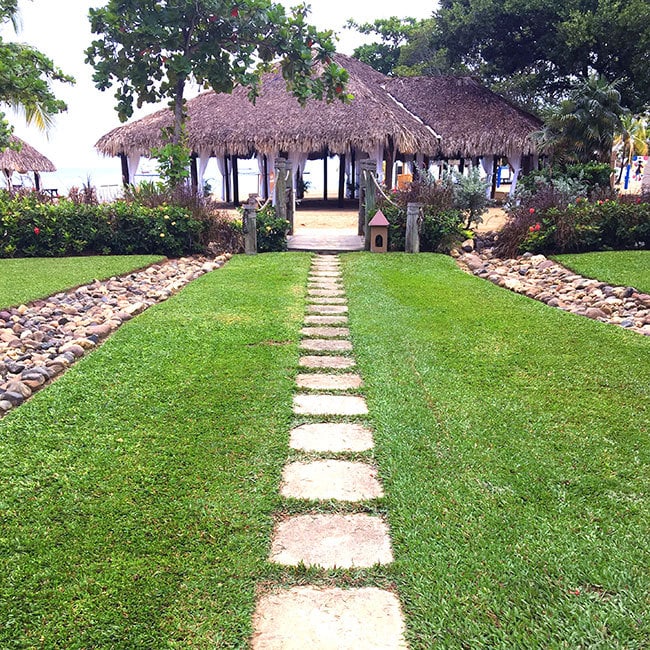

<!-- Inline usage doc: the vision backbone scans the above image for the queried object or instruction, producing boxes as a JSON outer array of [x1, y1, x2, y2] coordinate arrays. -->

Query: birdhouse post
[[405, 202, 422, 253], [368, 210, 389, 253]]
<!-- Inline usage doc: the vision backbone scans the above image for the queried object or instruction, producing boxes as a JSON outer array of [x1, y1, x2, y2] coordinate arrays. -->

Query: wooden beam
[[232, 155, 240, 206], [224, 155, 231, 203], [338, 153, 346, 208], [120, 153, 129, 186], [323, 148, 328, 201], [190, 154, 198, 191], [263, 154, 269, 200]]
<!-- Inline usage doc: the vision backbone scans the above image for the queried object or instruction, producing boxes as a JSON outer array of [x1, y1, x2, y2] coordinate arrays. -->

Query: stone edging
[[457, 250, 650, 336], [0, 254, 231, 416]]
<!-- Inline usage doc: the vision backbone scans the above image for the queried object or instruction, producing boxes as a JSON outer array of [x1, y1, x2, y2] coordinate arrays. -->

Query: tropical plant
[[86, 0, 350, 186], [535, 76, 627, 165], [613, 114, 648, 181], [0, 0, 74, 149]]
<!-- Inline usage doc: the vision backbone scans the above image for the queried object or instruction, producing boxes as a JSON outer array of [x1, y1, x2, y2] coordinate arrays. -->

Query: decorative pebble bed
[[458, 249, 650, 336], [0, 254, 230, 416]]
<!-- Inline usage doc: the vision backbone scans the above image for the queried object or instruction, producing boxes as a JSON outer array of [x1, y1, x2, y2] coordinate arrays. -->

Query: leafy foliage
[[253, 203, 289, 253], [449, 168, 490, 228], [0, 2, 73, 148], [86, 0, 350, 152], [0, 191, 207, 257]]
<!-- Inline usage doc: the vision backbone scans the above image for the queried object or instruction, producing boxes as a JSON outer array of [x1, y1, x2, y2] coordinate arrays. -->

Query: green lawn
[[553, 250, 650, 293], [0, 255, 164, 309], [0, 253, 309, 648], [343, 253, 649, 649]]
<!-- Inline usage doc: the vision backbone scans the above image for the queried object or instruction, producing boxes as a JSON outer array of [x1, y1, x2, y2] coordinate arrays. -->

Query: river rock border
[[0, 254, 231, 416], [458, 249, 650, 336]]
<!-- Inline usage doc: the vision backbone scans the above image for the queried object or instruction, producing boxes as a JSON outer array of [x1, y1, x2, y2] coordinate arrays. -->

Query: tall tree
[[86, 0, 349, 151], [433, 0, 650, 112], [535, 76, 627, 164], [0, 0, 74, 150]]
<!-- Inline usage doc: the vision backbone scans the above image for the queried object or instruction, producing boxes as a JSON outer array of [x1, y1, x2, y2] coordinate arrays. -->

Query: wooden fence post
[[405, 202, 422, 253], [243, 194, 258, 255], [274, 157, 288, 222], [360, 159, 377, 250]]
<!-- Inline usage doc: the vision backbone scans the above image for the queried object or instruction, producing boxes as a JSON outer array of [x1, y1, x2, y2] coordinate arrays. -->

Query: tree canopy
[[348, 0, 650, 114], [0, 0, 74, 150], [86, 0, 350, 152]]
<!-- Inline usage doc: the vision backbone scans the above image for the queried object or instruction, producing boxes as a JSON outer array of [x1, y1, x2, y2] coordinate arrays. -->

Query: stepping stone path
[[252, 254, 407, 648]]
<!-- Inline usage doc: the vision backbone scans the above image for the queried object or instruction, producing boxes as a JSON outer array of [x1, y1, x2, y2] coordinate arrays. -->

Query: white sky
[[4, 0, 437, 176]]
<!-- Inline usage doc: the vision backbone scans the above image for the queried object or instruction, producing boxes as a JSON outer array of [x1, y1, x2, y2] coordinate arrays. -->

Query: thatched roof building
[[1, 135, 56, 173], [1, 135, 56, 191], [96, 53, 441, 160], [385, 76, 541, 158]]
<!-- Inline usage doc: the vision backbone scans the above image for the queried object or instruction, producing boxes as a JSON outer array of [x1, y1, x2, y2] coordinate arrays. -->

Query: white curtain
[[127, 154, 140, 182], [198, 152, 211, 194], [507, 151, 522, 197], [480, 156, 494, 198], [216, 156, 228, 201], [288, 151, 308, 192]]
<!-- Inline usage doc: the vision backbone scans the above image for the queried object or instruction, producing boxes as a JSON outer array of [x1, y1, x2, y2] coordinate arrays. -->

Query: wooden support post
[[34, 172, 41, 191], [262, 155, 269, 200], [338, 153, 346, 208], [491, 155, 498, 199], [243, 194, 258, 255], [120, 153, 130, 186], [350, 150, 356, 198], [360, 159, 377, 249], [459, 158, 465, 175], [287, 160, 295, 235], [323, 148, 328, 201], [224, 155, 231, 203], [405, 202, 421, 253], [190, 154, 198, 192], [232, 155, 240, 206], [275, 157, 288, 226], [385, 139, 394, 189]]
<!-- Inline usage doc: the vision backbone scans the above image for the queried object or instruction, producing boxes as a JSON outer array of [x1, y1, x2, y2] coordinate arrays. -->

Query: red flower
[[33, 227, 40, 235], [529, 207, 535, 214], [231, 7, 238, 17], [636, 198, 641, 204], [535, 223, 541, 231]]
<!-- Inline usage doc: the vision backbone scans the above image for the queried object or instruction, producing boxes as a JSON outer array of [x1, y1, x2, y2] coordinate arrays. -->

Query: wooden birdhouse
[[368, 210, 389, 253]]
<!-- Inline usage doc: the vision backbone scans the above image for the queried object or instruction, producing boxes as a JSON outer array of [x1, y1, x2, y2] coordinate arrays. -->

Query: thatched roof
[[96, 53, 442, 158], [385, 76, 542, 157], [0, 135, 56, 173]]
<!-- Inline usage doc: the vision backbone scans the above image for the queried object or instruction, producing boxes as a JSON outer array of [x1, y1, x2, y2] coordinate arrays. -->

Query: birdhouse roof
[[368, 210, 389, 227]]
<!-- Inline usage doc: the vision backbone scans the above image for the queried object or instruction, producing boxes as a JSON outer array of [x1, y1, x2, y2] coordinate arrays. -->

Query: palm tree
[[613, 114, 648, 181], [536, 76, 627, 165]]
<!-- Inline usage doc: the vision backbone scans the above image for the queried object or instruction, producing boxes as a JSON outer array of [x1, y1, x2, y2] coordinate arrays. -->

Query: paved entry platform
[[288, 228, 364, 252]]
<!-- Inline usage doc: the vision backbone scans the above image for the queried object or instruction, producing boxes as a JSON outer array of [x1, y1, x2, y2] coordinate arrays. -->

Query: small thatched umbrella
[[0, 135, 56, 191]]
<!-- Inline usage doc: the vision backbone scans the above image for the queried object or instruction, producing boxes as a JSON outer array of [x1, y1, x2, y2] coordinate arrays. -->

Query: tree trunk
[[172, 77, 186, 145]]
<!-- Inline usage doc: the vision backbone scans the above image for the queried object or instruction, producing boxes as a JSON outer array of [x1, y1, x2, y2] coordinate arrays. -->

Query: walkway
[[251, 254, 407, 649], [288, 206, 365, 253]]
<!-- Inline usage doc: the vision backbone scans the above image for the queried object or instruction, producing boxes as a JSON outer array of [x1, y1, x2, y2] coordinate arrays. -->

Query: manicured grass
[[0, 255, 164, 309], [343, 253, 649, 649], [0, 253, 309, 647], [553, 250, 650, 293]]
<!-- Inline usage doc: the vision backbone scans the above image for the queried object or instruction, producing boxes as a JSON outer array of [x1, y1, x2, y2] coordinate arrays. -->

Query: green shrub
[[376, 179, 465, 252], [255, 203, 289, 253], [0, 192, 206, 258]]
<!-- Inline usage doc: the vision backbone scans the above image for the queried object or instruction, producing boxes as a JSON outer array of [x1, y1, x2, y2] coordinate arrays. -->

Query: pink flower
[[529, 208, 535, 214], [33, 227, 40, 235], [535, 223, 541, 231], [636, 198, 641, 204]]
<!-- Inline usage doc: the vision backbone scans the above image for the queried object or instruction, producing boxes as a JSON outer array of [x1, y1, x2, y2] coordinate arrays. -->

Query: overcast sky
[[4, 0, 437, 176]]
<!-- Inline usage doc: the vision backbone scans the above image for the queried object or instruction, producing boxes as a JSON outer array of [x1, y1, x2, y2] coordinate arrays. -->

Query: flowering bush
[[0, 191, 205, 257], [498, 194, 650, 256], [254, 203, 289, 252]]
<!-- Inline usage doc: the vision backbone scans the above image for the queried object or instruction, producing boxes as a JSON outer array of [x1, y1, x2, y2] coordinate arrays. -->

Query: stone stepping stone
[[293, 394, 368, 415], [309, 271, 341, 278], [281, 460, 383, 501], [304, 315, 349, 325], [270, 514, 393, 568], [308, 282, 343, 290], [295, 373, 362, 390], [307, 305, 348, 314], [299, 356, 355, 369], [252, 586, 407, 649], [299, 339, 352, 352], [300, 326, 350, 338], [307, 297, 347, 305], [290, 422, 375, 452], [307, 289, 346, 297]]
